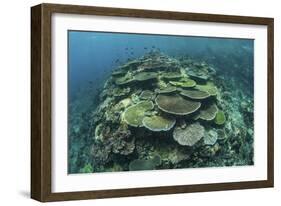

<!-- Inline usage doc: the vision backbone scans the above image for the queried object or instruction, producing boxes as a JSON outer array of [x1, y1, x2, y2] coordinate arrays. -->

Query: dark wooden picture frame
[[31, 3, 274, 202]]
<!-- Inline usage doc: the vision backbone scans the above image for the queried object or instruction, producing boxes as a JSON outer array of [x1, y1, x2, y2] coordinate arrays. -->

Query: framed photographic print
[[31, 3, 274, 202]]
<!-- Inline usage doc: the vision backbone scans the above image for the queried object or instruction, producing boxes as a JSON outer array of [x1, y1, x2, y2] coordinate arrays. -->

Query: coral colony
[[69, 51, 254, 173]]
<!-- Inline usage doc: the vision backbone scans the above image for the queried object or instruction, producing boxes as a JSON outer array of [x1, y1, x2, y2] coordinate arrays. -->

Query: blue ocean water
[[68, 31, 254, 174], [69, 31, 253, 101]]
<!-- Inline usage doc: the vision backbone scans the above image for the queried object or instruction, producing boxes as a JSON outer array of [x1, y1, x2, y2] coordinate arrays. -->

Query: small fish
[[131, 52, 134, 55], [152, 45, 155, 48], [144, 47, 147, 50], [125, 47, 128, 50]]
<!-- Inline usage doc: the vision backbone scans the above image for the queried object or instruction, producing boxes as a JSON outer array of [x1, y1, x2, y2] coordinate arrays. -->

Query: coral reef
[[215, 110, 226, 125], [79, 163, 93, 173], [155, 85, 177, 94], [204, 130, 218, 145], [173, 122, 205, 146], [134, 71, 158, 81], [180, 89, 210, 100], [129, 155, 161, 171], [123, 101, 154, 127], [142, 115, 176, 132], [197, 103, 218, 121], [195, 82, 218, 96], [155, 94, 201, 115], [68, 50, 254, 173], [169, 79, 196, 88], [139, 90, 155, 100]]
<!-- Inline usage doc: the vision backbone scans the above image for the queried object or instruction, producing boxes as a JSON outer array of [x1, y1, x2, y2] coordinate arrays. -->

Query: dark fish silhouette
[[144, 47, 147, 50], [125, 47, 128, 50]]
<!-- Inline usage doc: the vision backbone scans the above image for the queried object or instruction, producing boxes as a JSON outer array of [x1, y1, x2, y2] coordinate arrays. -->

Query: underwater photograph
[[67, 31, 254, 174]]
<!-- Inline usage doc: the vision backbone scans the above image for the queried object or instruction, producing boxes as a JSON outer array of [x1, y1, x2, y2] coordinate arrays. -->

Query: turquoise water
[[68, 31, 254, 174]]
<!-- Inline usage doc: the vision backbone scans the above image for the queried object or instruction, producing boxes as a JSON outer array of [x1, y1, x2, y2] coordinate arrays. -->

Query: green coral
[[180, 89, 210, 100], [155, 85, 177, 94], [161, 72, 182, 80], [123, 101, 154, 127], [214, 110, 226, 125], [197, 103, 218, 121], [187, 70, 208, 83], [139, 90, 155, 100], [217, 129, 226, 140], [112, 87, 131, 97], [173, 122, 205, 146], [134, 71, 158, 81], [155, 94, 201, 115], [115, 75, 135, 85], [112, 69, 127, 76], [79, 163, 93, 173], [169, 78, 196, 88], [204, 130, 218, 145], [142, 115, 176, 132], [195, 82, 218, 96]]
